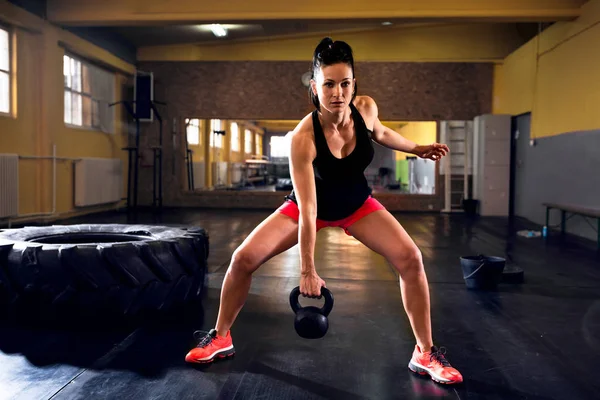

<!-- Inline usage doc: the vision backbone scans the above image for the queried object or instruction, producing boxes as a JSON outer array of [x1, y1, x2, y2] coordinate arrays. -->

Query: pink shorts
[[276, 196, 385, 236]]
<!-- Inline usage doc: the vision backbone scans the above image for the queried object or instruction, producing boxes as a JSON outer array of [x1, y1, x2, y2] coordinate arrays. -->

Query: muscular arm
[[289, 130, 318, 274], [357, 96, 448, 160], [360, 96, 419, 154], [372, 120, 420, 154]]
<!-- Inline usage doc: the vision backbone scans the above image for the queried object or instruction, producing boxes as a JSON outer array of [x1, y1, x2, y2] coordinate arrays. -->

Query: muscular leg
[[346, 210, 433, 351], [215, 211, 299, 337]]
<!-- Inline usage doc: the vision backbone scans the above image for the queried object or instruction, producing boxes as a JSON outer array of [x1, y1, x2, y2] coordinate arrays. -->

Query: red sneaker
[[408, 345, 463, 384], [185, 329, 235, 364]]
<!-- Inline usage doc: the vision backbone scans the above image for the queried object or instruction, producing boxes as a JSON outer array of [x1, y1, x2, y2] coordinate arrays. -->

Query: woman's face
[[312, 63, 355, 114]]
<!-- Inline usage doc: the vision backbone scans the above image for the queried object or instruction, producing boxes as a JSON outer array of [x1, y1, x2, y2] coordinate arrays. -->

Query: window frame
[[244, 129, 253, 154], [0, 23, 13, 117], [210, 119, 224, 149], [270, 135, 291, 158], [186, 118, 201, 145], [230, 122, 240, 152], [63, 52, 103, 131]]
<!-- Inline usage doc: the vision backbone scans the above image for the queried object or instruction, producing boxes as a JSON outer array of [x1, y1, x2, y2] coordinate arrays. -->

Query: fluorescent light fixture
[[210, 24, 227, 37]]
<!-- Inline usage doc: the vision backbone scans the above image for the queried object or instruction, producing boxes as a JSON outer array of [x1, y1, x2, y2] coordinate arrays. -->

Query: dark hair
[[309, 37, 357, 111]]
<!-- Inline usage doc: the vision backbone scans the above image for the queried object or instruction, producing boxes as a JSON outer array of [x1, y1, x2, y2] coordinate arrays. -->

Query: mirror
[[184, 118, 438, 195]]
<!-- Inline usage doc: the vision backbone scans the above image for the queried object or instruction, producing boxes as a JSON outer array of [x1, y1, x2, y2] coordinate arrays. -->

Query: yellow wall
[[391, 122, 438, 160], [492, 39, 536, 116], [491, 64, 504, 114], [0, 2, 135, 222], [138, 22, 526, 63], [494, 0, 600, 138]]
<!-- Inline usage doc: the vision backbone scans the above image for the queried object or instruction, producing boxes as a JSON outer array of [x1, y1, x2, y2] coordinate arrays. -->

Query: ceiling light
[[210, 24, 227, 37], [382, 21, 393, 26]]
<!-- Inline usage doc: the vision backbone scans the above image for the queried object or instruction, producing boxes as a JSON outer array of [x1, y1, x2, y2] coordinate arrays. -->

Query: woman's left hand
[[413, 143, 449, 161]]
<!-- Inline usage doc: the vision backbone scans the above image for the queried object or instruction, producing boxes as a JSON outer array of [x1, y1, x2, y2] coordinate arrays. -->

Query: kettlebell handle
[[289, 286, 334, 316]]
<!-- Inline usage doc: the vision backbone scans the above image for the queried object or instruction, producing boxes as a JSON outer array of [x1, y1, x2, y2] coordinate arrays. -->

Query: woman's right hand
[[300, 271, 326, 298]]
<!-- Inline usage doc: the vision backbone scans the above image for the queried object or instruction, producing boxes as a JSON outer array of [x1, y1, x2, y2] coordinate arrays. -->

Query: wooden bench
[[543, 202, 600, 250]]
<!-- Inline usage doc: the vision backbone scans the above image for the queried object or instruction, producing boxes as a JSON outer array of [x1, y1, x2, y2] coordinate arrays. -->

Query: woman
[[186, 37, 463, 385]]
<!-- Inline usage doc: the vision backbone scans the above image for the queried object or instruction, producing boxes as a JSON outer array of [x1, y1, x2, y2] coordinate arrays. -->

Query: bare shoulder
[[353, 95, 379, 129], [289, 113, 316, 160]]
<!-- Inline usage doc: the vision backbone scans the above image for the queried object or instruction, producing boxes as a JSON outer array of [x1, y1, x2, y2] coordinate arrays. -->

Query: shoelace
[[193, 330, 215, 348], [430, 347, 452, 367]]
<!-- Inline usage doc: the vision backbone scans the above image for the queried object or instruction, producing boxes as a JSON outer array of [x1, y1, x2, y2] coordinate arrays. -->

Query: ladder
[[440, 121, 473, 213]]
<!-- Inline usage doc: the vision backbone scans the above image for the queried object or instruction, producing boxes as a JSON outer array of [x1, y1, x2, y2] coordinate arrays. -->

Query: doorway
[[510, 112, 532, 221]]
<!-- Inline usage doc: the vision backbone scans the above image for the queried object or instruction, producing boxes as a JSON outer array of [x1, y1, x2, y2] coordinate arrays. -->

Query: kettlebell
[[289, 286, 334, 339]]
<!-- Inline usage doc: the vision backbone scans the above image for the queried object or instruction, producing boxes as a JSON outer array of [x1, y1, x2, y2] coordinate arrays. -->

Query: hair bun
[[320, 37, 333, 46], [315, 37, 334, 54]]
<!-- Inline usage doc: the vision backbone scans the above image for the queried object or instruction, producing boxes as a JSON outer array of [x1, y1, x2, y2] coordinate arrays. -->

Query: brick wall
[[134, 61, 492, 209], [175, 190, 446, 212]]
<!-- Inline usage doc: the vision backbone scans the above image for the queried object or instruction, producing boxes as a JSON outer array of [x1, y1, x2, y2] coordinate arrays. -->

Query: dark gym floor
[[2, 208, 600, 400]]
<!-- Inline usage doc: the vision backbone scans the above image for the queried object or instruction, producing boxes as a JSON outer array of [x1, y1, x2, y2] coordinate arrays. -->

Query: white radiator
[[192, 162, 205, 189], [212, 161, 228, 187], [74, 158, 122, 207], [230, 162, 243, 184], [0, 154, 18, 218]]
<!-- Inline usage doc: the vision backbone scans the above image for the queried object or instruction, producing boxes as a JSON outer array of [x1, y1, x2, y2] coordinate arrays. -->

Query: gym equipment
[[151, 102, 165, 209], [289, 286, 334, 339], [275, 178, 293, 191], [109, 100, 139, 210], [0, 224, 209, 325], [460, 254, 505, 290], [439, 120, 473, 213], [109, 99, 166, 211], [501, 263, 525, 284]]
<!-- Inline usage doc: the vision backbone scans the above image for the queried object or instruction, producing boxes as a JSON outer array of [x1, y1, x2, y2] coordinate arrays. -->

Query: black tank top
[[287, 102, 374, 221]]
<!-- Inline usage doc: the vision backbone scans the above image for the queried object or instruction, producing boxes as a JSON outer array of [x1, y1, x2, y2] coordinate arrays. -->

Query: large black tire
[[0, 224, 209, 325]]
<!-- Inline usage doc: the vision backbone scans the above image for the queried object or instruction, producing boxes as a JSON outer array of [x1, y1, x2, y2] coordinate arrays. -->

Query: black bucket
[[460, 255, 505, 290], [462, 199, 479, 217]]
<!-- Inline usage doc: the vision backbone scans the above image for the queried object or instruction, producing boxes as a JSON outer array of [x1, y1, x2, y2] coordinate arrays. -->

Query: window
[[255, 134, 262, 155], [270, 134, 291, 158], [230, 122, 239, 152], [0, 27, 10, 114], [186, 118, 200, 145], [245, 129, 252, 154], [210, 119, 223, 148], [64, 54, 115, 132]]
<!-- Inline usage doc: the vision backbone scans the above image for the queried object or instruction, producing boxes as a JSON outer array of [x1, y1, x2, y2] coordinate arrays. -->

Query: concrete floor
[[1, 208, 599, 399]]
